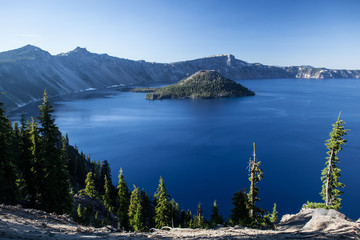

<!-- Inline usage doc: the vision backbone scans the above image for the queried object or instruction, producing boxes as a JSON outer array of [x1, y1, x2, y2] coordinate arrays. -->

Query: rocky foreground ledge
[[0, 204, 359, 239]]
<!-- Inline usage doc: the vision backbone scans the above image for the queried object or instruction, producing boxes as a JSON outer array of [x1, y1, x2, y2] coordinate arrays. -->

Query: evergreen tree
[[117, 168, 130, 230], [81, 172, 100, 199], [154, 176, 171, 228], [248, 143, 263, 221], [194, 202, 205, 228], [0, 101, 18, 203], [128, 185, 143, 231], [185, 209, 193, 228], [320, 113, 349, 210], [18, 115, 36, 203], [170, 198, 180, 228], [37, 90, 73, 214], [179, 209, 186, 228], [140, 189, 154, 230], [29, 118, 43, 204], [210, 200, 224, 226], [229, 189, 250, 226], [270, 203, 279, 223], [103, 175, 113, 212]]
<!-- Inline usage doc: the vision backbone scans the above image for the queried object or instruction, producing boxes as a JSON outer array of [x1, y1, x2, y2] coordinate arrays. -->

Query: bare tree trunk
[[325, 149, 334, 206]]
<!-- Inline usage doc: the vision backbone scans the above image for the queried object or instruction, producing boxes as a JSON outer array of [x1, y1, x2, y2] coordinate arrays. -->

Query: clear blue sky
[[1, 0, 359, 69]]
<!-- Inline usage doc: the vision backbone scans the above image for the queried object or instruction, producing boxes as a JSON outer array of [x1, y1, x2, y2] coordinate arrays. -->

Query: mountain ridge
[[0, 45, 359, 110]]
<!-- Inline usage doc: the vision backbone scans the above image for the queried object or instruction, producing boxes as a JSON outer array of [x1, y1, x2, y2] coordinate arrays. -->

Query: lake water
[[12, 78, 360, 219]]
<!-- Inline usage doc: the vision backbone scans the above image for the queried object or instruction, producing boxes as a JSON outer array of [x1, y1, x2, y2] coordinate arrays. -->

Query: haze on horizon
[[1, 0, 359, 69]]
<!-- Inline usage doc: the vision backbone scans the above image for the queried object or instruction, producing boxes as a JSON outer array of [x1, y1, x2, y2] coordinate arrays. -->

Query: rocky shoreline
[[1, 204, 359, 239]]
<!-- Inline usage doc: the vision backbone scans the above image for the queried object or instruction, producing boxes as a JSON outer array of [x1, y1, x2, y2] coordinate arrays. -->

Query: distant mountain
[[0, 45, 359, 110], [145, 70, 255, 100]]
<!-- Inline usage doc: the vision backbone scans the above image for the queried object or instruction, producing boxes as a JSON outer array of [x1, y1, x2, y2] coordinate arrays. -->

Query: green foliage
[[0, 101, 18, 203], [270, 203, 279, 223], [37, 90, 73, 214], [170, 199, 180, 228], [320, 113, 349, 210], [248, 143, 264, 221], [229, 189, 250, 226], [154, 176, 171, 228], [145, 70, 255, 100], [79, 172, 100, 199], [194, 202, 205, 228], [117, 168, 130, 230], [140, 189, 154, 230], [302, 201, 330, 209], [103, 175, 113, 213], [210, 200, 224, 226], [128, 185, 143, 231]]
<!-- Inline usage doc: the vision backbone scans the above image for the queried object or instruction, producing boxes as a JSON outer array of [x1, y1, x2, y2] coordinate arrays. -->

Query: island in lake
[[132, 70, 255, 100]]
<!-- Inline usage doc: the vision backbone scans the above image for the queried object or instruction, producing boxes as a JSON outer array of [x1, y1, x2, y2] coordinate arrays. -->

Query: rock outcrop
[[0, 205, 359, 239]]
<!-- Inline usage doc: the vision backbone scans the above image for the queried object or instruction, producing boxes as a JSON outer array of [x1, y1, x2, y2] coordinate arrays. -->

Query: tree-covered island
[[135, 70, 255, 100]]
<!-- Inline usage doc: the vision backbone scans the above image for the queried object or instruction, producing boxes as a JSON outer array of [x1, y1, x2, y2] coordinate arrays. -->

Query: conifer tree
[[270, 203, 278, 223], [170, 198, 180, 228], [103, 175, 113, 213], [194, 202, 205, 228], [81, 172, 100, 199], [210, 200, 224, 226], [18, 115, 36, 202], [117, 168, 130, 230], [229, 189, 250, 226], [248, 143, 263, 220], [320, 113, 349, 210], [154, 176, 171, 228], [0, 101, 18, 203], [140, 189, 154, 230], [29, 118, 43, 203], [128, 185, 143, 231], [37, 90, 73, 214]]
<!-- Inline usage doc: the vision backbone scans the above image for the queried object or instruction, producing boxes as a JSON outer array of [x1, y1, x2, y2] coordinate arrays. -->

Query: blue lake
[[12, 78, 360, 219]]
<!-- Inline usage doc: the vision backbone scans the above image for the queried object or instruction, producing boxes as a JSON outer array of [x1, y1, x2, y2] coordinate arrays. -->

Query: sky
[[0, 0, 359, 69]]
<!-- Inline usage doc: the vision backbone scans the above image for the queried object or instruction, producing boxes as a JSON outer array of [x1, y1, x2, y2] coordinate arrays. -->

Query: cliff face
[[0, 45, 359, 110]]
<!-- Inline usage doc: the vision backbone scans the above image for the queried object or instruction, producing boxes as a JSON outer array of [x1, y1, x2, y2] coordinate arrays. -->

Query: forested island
[[142, 70, 255, 100]]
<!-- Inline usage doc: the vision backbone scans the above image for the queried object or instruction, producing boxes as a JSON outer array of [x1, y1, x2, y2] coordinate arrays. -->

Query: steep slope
[[145, 70, 255, 99], [0, 45, 359, 110]]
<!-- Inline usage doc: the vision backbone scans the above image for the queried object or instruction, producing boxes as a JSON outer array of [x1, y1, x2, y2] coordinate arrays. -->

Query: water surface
[[12, 79, 360, 219]]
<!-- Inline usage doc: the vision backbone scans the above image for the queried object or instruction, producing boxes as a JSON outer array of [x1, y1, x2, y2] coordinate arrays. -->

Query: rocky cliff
[[0, 45, 359, 110]]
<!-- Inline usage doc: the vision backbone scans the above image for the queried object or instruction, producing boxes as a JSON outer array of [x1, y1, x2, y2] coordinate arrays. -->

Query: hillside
[[145, 70, 255, 99], [0, 205, 359, 239], [0, 45, 359, 110]]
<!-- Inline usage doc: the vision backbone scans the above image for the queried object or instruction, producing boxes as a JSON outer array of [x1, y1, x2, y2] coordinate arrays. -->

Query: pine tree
[[81, 172, 100, 199], [170, 198, 180, 228], [270, 203, 278, 223], [29, 118, 43, 204], [117, 168, 130, 230], [248, 143, 263, 220], [18, 115, 36, 203], [229, 189, 250, 226], [140, 189, 154, 230], [195, 202, 205, 228], [210, 200, 224, 226], [37, 90, 73, 214], [320, 113, 349, 210], [0, 101, 18, 203], [103, 175, 113, 212], [128, 185, 143, 231], [154, 176, 171, 228]]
